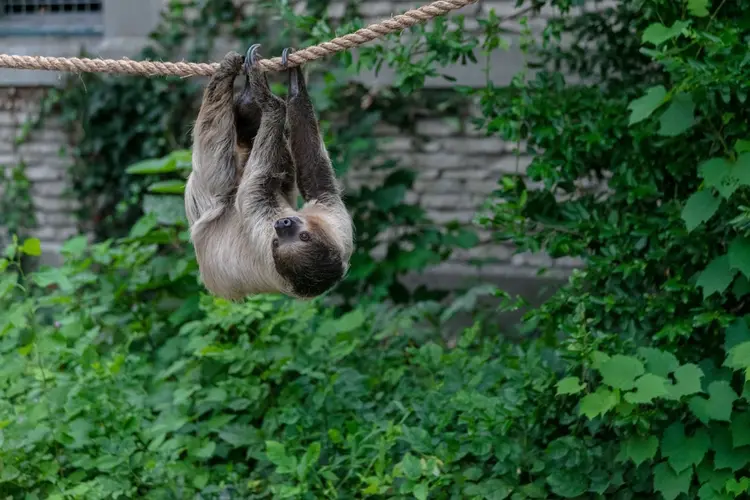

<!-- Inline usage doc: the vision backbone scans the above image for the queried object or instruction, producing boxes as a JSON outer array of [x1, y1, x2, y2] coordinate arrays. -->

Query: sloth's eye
[[299, 231, 311, 242], [272, 239, 280, 248]]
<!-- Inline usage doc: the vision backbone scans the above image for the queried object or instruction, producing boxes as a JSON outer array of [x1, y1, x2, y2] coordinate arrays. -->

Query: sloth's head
[[271, 214, 345, 298]]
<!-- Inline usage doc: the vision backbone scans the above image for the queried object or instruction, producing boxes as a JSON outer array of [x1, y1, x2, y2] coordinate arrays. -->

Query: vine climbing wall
[[0, 88, 78, 257]]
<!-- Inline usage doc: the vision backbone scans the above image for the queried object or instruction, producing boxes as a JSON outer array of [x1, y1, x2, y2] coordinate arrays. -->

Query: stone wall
[[0, 88, 79, 265], [351, 114, 582, 284]]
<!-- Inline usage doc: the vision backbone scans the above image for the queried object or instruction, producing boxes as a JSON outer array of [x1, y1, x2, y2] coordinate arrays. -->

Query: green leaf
[[413, 482, 429, 500], [653, 462, 693, 500], [148, 180, 186, 194], [591, 351, 611, 370], [299, 441, 321, 476], [666, 363, 704, 400], [726, 477, 750, 495], [0, 465, 20, 483], [266, 441, 296, 474], [699, 158, 733, 196], [599, 355, 645, 390], [736, 139, 750, 154], [129, 213, 159, 238], [61, 235, 88, 257], [638, 347, 679, 378], [579, 387, 617, 419], [556, 376, 585, 396], [731, 412, 750, 448], [21, 238, 42, 257], [724, 341, 750, 371], [689, 381, 737, 423], [699, 154, 750, 198], [658, 93, 695, 136], [32, 268, 73, 293], [642, 20, 690, 46], [697, 462, 734, 492], [628, 85, 668, 125], [728, 238, 750, 279], [707, 381, 737, 421], [322, 308, 366, 334], [193, 472, 209, 489], [733, 276, 750, 298], [192, 440, 216, 459], [401, 453, 422, 481], [0, 273, 17, 301], [621, 435, 658, 466], [681, 189, 721, 231], [687, 0, 710, 17], [125, 156, 177, 175], [143, 194, 187, 226], [546, 470, 588, 498], [689, 397, 712, 424], [697, 255, 737, 299], [697, 483, 731, 500], [661, 423, 711, 473], [624, 374, 669, 404], [725, 318, 750, 352], [713, 427, 750, 471]]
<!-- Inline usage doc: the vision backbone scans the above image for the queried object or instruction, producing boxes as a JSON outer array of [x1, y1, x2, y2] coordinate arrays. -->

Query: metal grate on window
[[0, 0, 104, 36]]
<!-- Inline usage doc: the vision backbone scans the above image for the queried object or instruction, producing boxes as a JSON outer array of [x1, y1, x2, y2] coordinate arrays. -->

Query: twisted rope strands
[[0, 0, 477, 78]]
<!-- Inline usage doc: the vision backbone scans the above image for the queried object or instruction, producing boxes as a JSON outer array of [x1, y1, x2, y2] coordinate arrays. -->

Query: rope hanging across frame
[[0, 0, 477, 77]]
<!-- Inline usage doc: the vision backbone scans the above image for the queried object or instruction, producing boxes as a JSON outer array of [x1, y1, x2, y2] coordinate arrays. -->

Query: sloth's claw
[[283, 48, 305, 98], [243, 43, 262, 74], [281, 47, 295, 69]]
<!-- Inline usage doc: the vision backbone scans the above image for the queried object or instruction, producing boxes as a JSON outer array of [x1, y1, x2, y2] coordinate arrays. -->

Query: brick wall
[[0, 88, 80, 265], [346, 113, 582, 282]]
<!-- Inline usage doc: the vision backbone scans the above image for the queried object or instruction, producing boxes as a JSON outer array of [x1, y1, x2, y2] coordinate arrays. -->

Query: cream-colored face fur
[[183, 49, 354, 301]]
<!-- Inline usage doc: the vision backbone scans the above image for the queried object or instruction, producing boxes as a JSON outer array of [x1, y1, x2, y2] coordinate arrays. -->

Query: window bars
[[0, 0, 104, 36]]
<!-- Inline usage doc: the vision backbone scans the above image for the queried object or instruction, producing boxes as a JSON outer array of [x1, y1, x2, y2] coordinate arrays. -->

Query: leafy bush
[[6, 0, 750, 499], [1, 232, 547, 499], [477, 0, 750, 498]]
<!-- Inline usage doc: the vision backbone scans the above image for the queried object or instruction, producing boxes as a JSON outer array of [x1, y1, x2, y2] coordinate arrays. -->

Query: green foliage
[[476, 0, 750, 498], [0, 231, 559, 499], [0, 161, 36, 243], [8, 0, 750, 498]]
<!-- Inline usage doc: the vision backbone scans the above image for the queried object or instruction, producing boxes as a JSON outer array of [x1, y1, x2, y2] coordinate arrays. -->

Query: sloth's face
[[272, 214, 344, 298]]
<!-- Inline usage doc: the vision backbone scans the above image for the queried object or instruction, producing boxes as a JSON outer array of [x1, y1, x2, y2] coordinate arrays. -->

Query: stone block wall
[[0, 88, 80, 265], [344, 113, 582, 283]]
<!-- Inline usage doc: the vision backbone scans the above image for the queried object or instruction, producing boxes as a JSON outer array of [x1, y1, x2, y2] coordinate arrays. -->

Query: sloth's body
[[184, 49, 353, 300]]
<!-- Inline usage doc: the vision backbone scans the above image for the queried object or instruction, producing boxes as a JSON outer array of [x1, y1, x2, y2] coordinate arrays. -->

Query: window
[[0, 0, 104, 36]]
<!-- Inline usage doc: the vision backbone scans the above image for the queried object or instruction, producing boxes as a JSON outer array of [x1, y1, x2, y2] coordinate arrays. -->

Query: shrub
[[4, 0, 750, 499], [478, 0, 750, 498]]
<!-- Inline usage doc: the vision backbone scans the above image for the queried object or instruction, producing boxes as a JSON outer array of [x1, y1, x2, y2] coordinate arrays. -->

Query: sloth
[[184, 46, 354, 300]]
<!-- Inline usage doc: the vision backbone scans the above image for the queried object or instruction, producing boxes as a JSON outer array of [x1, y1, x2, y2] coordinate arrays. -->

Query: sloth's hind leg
[[284, 49, 338, 204]]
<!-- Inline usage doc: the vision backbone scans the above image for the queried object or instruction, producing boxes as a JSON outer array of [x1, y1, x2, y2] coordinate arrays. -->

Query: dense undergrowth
[[3, 0, 750, 498]]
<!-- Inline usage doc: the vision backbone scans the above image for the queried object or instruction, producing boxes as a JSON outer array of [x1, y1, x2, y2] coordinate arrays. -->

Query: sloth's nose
[[275, 218, 294, 229], [274, 216, 301, 237]]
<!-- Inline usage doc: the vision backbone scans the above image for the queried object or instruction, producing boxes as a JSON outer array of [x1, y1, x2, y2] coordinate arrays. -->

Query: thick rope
[[0, 0, 477, 77]]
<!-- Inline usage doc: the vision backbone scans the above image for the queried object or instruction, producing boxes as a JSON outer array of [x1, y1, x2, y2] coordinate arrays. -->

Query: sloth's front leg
[[236, 44, 294, 218]]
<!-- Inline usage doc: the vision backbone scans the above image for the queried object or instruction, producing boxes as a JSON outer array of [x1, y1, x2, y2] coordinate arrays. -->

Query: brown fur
[[184, 51, 354, 300]]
